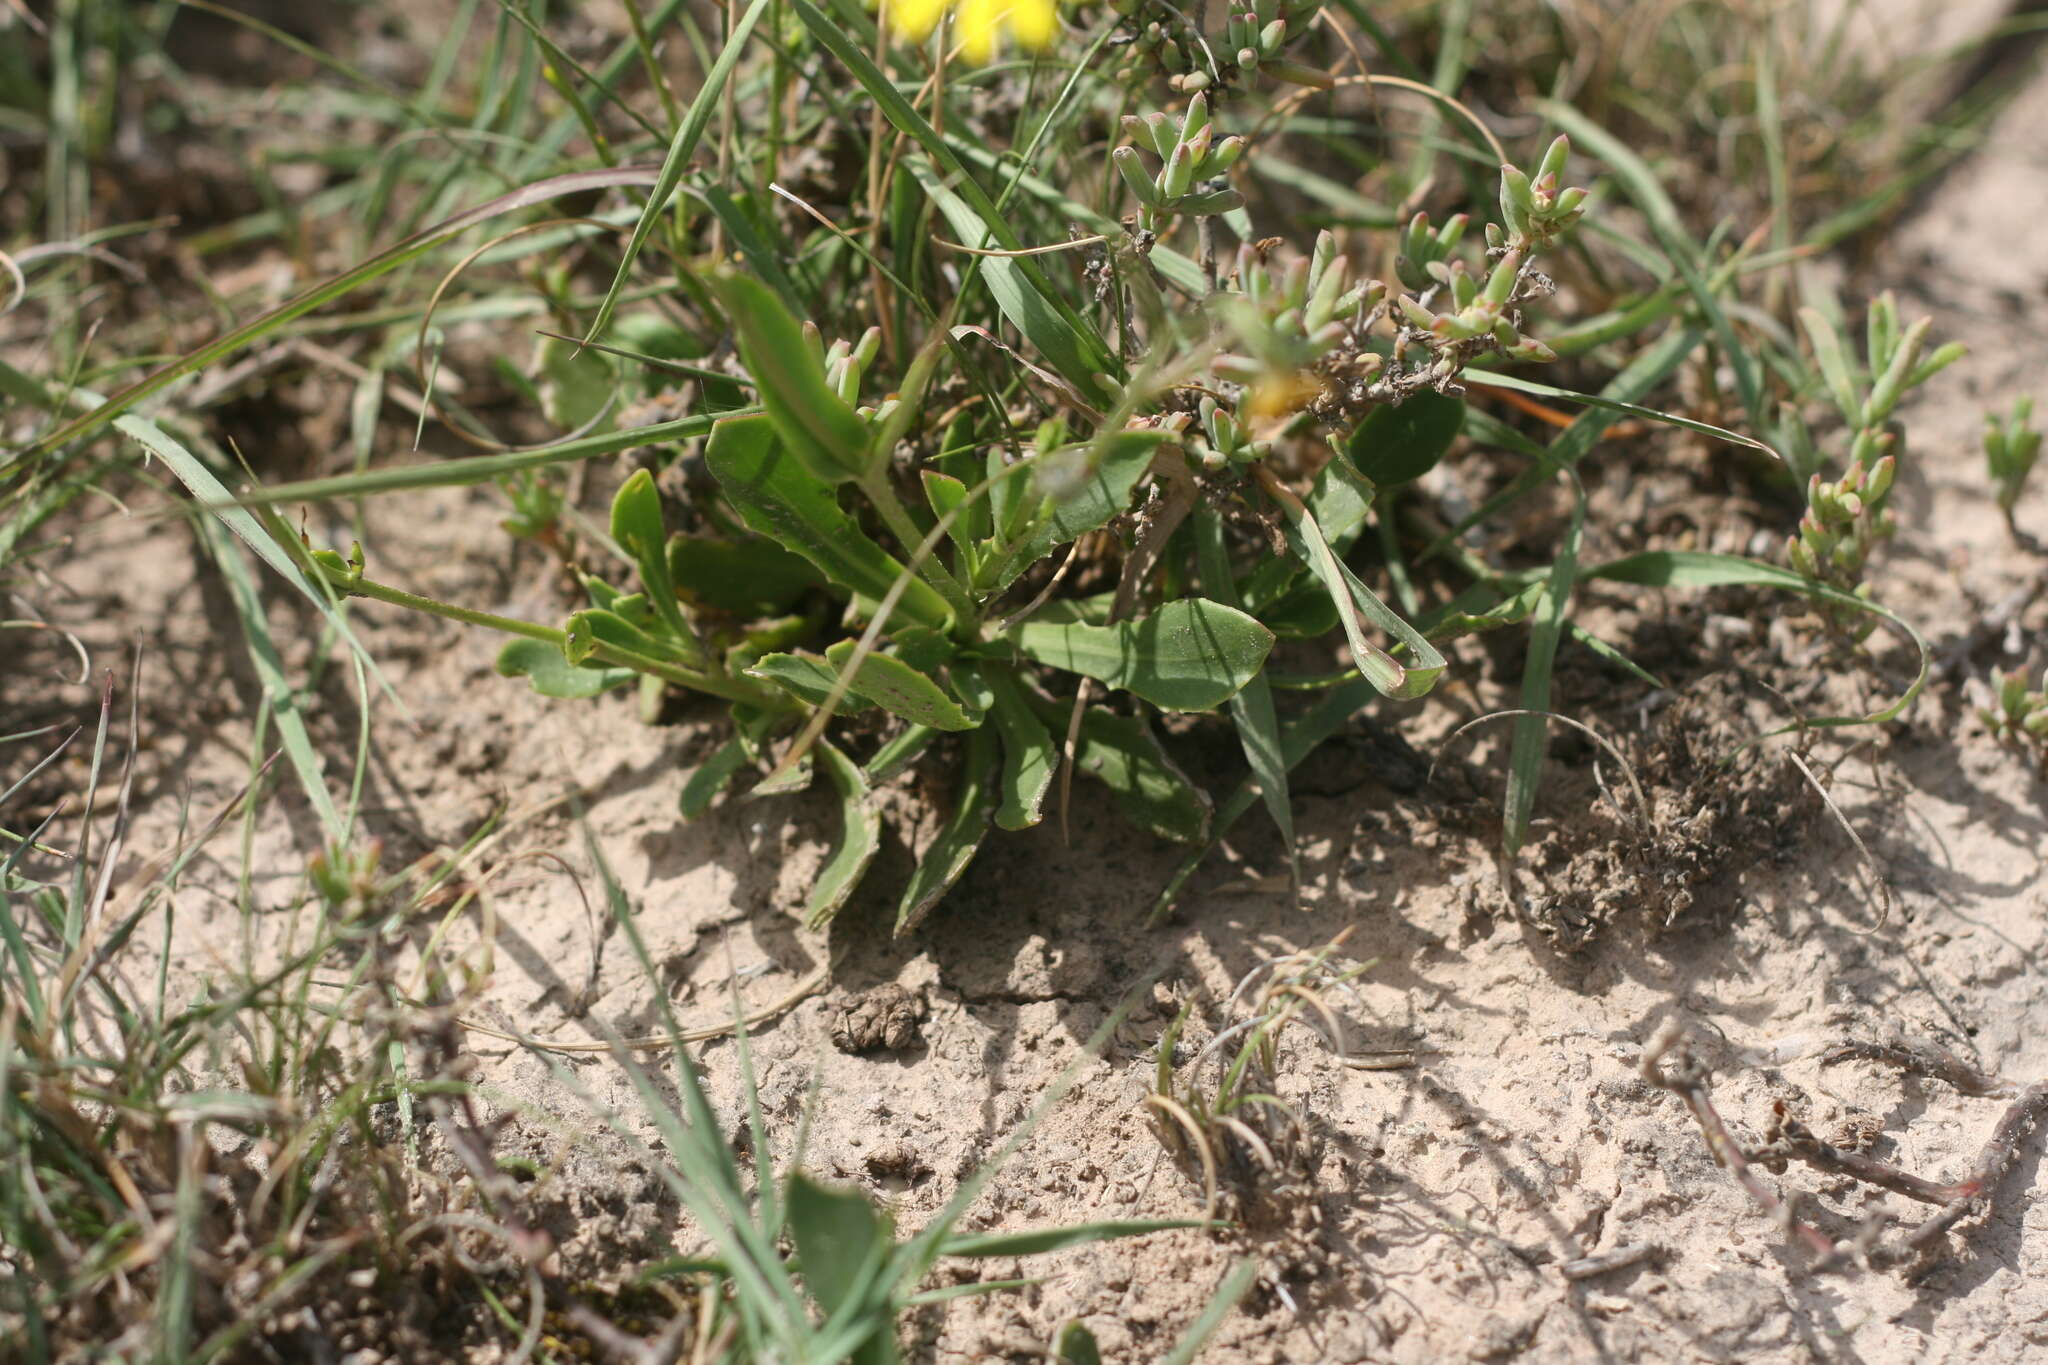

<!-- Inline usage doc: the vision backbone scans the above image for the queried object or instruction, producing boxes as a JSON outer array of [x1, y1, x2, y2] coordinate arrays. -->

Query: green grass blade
[[1503, 475, 1585, 855], [1160, 1258, 1259, 1365], [1150, 678, 1383, 922], [1430, 327, 1707, 560], [790, 0, 1117, 401], [32, 167, 671, 456], [1585, 550, 1928, 729], [941, 1219, 1211, 1258], [116, 416, 396, 702], [191, 518, 347, 845], [580, 0, 771, 347]]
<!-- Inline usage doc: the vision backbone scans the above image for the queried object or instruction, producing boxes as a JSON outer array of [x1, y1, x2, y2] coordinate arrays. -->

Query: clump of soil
[[1512, 671, 1813, 950]]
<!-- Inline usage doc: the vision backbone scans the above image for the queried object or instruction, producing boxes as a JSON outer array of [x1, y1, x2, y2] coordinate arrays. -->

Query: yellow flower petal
[[956, 0, 999, 62], [1007, 0, 1057, 49], [887, 0, 948, 41]]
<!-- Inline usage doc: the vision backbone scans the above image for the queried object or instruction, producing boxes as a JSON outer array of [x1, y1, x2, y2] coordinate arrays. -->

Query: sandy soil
[[14, 7, 2048, 1363]]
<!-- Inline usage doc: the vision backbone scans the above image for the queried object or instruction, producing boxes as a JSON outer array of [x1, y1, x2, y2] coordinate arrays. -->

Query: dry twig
[[1642, 1022, 2048, 1271]]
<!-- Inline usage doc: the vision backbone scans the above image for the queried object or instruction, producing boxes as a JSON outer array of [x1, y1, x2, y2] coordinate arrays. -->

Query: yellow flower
[[886, 0, 1057, 62]]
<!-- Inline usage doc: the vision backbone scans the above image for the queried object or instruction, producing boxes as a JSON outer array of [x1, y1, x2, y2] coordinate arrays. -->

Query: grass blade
[[1503, 474, 1585, 855]]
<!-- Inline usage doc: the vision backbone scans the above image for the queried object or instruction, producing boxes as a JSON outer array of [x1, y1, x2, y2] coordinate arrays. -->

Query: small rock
[[828, 983, 928, 1053]]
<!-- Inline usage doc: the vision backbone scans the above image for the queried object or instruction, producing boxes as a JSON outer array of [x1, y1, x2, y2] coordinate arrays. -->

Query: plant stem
[[335, 572, 775, 706], [859, 472, 980, 628]]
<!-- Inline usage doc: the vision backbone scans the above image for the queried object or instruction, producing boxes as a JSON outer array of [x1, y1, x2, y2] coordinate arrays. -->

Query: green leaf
[[983, 432, 1166, 592], [1242, 456, 1376, 613], [1797, 306, 1865, 427], [1345, 390, 1463, 486], [941, 1218, 1211, 1258], [910, 167, 1119, 408], [786, 1173, 893, 1327], [748, 652, 879, 713], [1056, 1323, 1103, 1365], [564, 606, 678, 666], [496, 638, 634, 699], [752, 746, 815, 797], [898, 727, 999, 935], [610, 470, 699, 650], [1193, 507, 1293, 881], [1270, 490, 1445, 700], [667, 535, 825, 614], [707, 270, 871, 484], [679, 736, 750, 819], [1009, 599, 1275, 712], [1420, 580, 1547, 640], [705, 413, 952, 631], [808, 741, 881, 929], [580, 0, 771, 348], [978, 667, 1057, 831], [1027, 698, 1209, 844], [823, 640, 978, 731], [922, 470, 979, 577], [865, 724, 938, 783], [537, 329, 616, 432]]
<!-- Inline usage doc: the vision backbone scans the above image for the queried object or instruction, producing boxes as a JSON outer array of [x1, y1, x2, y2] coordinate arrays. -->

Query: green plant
[[304, 113, 1599, 932], [0, 672, 522, 1360], [1984, 396, 2042, 537], [4, 0, 1964, 945], [1978, 665, 2048, 774], [1782, 293, 1964, 633], [1145, 935, 1367, 1222]]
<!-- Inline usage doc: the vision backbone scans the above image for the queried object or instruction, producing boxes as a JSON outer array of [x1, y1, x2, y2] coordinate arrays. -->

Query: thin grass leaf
[[941, 1219, 1211, 1258], [34, 166, 678, 456], [1585, 550, 1928, 728], [1431, 327, 1708, 559], [189, 519, 346, 844], [118, 417, 395, 708], [1797, 305, 1864, 425], [229, 407, 756, 505], [1160, 1258, 1259, 1365], [792, 0, 1118, 403], [1151, 678, 1382, 922], [1503, 474, 1585, 855]]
